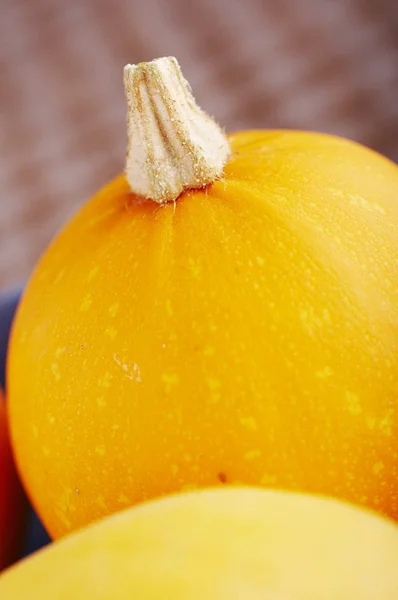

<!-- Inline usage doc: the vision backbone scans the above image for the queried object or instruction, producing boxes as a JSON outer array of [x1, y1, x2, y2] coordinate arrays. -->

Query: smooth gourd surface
[[8, 130, 398, 538], [0, 388, 26, 570], [1, 488, 398, 599]]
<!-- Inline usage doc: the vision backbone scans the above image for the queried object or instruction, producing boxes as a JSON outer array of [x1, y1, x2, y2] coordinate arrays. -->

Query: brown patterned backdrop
[[1, 0, 397, 289]]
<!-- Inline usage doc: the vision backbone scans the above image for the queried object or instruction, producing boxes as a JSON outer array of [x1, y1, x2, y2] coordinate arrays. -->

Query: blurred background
[[1, 0, 397, 289]]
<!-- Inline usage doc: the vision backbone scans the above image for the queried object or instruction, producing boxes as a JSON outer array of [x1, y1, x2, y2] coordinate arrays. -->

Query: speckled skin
[[7, 130, 398, 539], [2, 488, 398, 598]]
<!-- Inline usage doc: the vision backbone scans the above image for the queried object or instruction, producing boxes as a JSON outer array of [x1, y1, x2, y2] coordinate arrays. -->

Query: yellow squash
[[1, 488, 398, 599], [8, 57, 398, 538]]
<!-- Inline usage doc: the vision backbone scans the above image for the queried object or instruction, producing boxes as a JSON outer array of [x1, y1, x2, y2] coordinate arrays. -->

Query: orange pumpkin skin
[[0, 389, 26, 570], [8, 130, 398, 539]]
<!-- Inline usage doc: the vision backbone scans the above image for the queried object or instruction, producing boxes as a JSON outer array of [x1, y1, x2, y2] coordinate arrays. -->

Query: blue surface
[[0, 288, 51, 558]]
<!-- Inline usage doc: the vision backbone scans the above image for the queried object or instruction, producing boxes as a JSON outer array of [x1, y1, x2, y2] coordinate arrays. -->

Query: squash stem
[[123, 57, 231, 203]]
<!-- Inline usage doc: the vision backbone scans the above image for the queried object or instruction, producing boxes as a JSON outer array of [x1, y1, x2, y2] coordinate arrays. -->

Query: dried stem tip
[[123, 57, 231, 203]]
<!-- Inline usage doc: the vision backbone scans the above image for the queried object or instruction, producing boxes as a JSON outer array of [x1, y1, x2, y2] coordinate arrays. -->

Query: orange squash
[[0, 388, 26, 570], [2, 488, 398, 599], [8, 57, 398, 539]]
